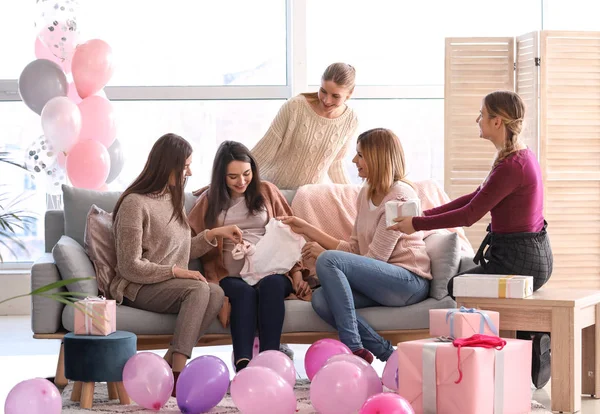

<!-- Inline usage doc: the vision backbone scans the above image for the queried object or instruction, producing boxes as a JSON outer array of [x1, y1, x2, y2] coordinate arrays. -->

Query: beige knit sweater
[[109, 193, 215, 303], [251, 95, 359, 189]]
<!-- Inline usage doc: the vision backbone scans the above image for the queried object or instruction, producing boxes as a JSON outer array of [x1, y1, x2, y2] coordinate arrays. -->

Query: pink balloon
[[231, 336, 260, 367], [78, 96, 117, 148], [304, 338, 352, 381], [310, 360, 369, 414], [326, 354, 382, 398], [122, 352, 174, 411], [248, 350, 297, 387], [4, 378, 62, 414], [72, 39, 115, 99], [230, 366, 296, 414], [359, 393, 415, 414], [56, 151, 67, 168], [66, 139, 111, 189], [41, 96, 82, 152], [35, 33, 72, 74], [382, 350, 399, 390], [67, 82, 82, 104]]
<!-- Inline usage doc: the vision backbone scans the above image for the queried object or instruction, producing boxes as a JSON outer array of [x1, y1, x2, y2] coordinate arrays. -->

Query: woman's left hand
[[387, 216, 416, 234], [302, 241, 325, 261]]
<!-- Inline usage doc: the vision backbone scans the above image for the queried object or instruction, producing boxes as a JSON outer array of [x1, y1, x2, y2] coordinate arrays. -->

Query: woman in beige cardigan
[[251, 62, 359, 189]]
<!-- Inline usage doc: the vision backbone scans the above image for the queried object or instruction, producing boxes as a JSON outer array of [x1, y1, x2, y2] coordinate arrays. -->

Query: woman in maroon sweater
[[390, 90, 553, 389]]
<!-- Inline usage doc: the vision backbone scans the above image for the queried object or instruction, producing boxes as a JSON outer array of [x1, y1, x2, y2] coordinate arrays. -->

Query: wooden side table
[[456, 289, 600, 413]]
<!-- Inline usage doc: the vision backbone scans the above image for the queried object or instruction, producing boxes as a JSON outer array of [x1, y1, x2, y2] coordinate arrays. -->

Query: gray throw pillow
[[52, 235, 98, 296], [425, 232, 461, 300]]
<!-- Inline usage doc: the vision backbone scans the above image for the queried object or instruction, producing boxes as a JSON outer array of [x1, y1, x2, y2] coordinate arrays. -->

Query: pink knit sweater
[[337, 183, 432, 280]]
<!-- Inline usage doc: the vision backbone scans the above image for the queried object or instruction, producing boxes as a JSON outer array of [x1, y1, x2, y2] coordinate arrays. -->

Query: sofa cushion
[[52, 235, 98, 296], [425, 232, 461, 300], [62, 185, 198, 248], [84, 205, 116, 296], [62, 295, 456, 335]]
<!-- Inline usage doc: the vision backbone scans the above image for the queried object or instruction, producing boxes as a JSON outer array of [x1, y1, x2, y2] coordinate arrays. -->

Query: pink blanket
[[291, 181, 474, 276]]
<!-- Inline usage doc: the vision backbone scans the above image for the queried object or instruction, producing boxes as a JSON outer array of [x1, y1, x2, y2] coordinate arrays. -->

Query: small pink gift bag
[[73, 296, 116, 336], [429, 307, 499, 339], [397, 337, 532, 414]]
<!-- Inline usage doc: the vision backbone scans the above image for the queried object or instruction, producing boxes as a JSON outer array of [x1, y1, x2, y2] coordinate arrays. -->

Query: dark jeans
[[220, 274, 293, 362]]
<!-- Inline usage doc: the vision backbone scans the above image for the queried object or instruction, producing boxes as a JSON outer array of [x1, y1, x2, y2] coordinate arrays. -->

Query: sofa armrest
[[31, 253, 65, 334], [457, 255, 476, 274]]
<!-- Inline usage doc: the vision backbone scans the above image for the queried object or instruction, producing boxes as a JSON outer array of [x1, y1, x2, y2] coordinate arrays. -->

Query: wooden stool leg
[[80, 382, 95, 409], [107, 382, 119, 400], [70, 381, 82, 402], [116, 381, 131, 405], [55, 342, 68, 388]]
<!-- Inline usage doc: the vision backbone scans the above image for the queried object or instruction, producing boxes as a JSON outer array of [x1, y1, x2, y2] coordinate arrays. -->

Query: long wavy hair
[[204, 141, 265, 228], [113, 133, 192, 225], [357, 128, 412, 201]]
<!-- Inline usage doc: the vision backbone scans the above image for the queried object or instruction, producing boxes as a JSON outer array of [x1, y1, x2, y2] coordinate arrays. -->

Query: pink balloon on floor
[[248, 350, 296, 387], [310, 360, 369, 414], [66, 139, 110, 189], [122, 352, 174, 411], [4, 378, 62, 414], [325, 353, 382, 398], [382, 350, 399, 390], [230, 366, 296, 414], [304, 338, 352, 381], [78, 96, 117, 148], [359, 392, 415, 414], [72, 39, 115, 98]]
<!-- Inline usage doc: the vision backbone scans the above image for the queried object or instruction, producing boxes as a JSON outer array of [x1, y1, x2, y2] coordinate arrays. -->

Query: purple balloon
[[4, 378, 61, 414], [382, 350, 399, 390], [122, 352, 174, 410], [359, 392, 415, 414], [177, 355, 230, 413], [230, 366, 296, 414], [325, 354, 383, 397], [304, 338, 352, 381]]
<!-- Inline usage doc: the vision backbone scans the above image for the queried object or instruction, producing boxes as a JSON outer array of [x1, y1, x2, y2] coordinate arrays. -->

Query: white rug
[[61, 381, 552, 413]]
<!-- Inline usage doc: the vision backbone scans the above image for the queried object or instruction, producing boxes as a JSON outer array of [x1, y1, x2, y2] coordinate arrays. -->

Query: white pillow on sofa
[[424, 232, 461, 300]]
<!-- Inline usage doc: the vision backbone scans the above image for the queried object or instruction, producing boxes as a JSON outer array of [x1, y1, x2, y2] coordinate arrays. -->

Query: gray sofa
[[31, 185, 474, 384]]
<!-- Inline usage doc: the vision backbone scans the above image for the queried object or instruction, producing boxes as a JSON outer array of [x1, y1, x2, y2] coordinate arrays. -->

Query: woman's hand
[[387, 216, 416, 235], [173, 266, 208, 283], [278, 215, 309, 235], [207, 225, 243, 243], [301, 241, 325, 261], [292, 271, 310, 297]]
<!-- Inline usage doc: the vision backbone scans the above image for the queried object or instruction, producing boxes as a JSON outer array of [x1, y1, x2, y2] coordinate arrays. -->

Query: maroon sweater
[[413, 149, 544, 234]]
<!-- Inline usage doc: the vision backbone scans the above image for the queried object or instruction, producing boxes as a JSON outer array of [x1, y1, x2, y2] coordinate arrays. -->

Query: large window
[[1, 0, 598, 264]]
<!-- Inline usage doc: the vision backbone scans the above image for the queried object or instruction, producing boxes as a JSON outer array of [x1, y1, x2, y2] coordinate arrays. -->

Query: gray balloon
[[18, 59, 68, 115], [106, 139, 124, 184]]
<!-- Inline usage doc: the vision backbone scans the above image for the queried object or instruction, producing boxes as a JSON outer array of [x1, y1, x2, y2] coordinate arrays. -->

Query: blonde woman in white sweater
[[251, 62, 359, 189]]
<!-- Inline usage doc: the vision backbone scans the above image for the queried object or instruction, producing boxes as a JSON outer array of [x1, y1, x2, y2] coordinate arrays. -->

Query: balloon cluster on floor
[[20, 0, 124, 194], [3, 339, 414, 413]]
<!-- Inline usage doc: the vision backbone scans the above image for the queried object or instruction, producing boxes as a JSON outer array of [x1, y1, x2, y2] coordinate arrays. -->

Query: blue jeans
[[312, 250, 429, 361]]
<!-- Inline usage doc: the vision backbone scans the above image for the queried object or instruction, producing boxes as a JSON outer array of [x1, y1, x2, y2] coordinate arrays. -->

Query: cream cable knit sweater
[[252, 95, 359, 189]]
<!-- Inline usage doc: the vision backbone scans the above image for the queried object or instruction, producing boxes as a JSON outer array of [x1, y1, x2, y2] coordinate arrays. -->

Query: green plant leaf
[[30, 278, 95, 295]]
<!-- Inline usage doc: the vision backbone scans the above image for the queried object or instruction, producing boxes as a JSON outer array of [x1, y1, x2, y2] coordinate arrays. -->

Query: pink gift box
[[73, 297, 116, 336], [397, 338, 532, 414], [429, 308, 499, 339]]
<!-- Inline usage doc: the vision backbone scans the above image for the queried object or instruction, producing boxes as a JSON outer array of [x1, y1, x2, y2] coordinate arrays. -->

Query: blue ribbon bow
[[445, 306, 498, 338]]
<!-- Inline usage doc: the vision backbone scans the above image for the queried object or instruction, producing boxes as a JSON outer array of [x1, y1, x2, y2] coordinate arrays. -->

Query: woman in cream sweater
[[251, 62, 359, 189]]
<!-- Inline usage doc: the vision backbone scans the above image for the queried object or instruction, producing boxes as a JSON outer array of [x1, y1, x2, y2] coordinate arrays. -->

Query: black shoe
[[532, 333, 551, 389]]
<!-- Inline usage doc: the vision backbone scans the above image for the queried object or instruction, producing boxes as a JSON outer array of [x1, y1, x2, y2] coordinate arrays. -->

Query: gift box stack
[[73, 296, 117, 336], [397, 303, 533, 413]]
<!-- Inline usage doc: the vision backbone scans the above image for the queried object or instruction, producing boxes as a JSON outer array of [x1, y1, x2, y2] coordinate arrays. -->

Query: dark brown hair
[[113, 133, 192, 225], [204, 141, 265, 228]]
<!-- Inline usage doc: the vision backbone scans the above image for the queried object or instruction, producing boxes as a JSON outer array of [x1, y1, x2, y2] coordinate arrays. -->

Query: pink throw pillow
[[84, 205, 116, 297]]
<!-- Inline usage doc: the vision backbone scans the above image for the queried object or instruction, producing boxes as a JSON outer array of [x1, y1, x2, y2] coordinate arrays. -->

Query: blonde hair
[[357, 128, 412, 200], [484, 90, 525, 168], [302, 62, 356, 101]]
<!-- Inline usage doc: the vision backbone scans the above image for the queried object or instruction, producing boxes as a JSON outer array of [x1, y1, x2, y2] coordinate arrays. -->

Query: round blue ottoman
[[64, 331, 137, 409]]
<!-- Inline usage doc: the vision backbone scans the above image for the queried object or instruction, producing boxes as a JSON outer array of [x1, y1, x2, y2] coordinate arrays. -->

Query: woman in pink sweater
[[280, 128, 431, 363]]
